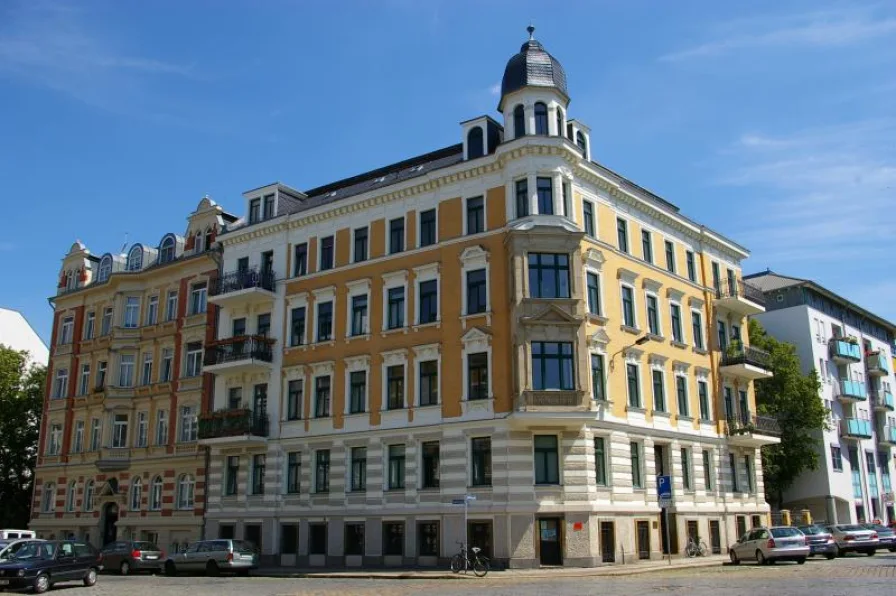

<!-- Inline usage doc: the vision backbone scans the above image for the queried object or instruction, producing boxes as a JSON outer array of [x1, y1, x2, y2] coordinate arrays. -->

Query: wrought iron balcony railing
[[726, 414, 781, 436], [716, 278, 766, 307], [198, 409, 269, 439], [203, 335, 274, 367], [211, 267, 275, 296], [721, 342, 771, 369]]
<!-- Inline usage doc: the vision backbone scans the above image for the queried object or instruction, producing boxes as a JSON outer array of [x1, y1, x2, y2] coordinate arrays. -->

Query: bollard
[[800, 509, 812, 525], [780, 509, 791, 526]]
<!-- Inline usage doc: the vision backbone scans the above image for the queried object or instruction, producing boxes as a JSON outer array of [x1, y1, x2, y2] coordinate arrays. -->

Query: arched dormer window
[[576, 131, 588, 158], [126, 245, 143, 271], [467, 127, 484, 159], [97, 255, 112, 282], [513, 105, 526, 139], [193, 232, 204, 254], [177, 474, 195, 510], [129, 477, 142, 511], [159, 235, 176, 264], [83, 480, 95, 512], [41, 482, 56, 513], [149, 476, 163, 511], [556, 108, 564, 137], [534, 102, 548, 135]]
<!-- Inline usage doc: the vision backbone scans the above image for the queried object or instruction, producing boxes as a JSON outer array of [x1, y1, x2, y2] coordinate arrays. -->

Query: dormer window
[[556, 108, 564, 137], [126, 245, 143, 271], [249, 198, 261, 223], [576, 131, 588, 158], [263, 194, 275, 219], [97, 256, 112, 282], [467, 127, 484, 159], [159, 236, 176, 264], [534, 102, 548, 135], [513, 105, 525, 138], [204, 228, 214, 251], [194, 232, 205, 253]]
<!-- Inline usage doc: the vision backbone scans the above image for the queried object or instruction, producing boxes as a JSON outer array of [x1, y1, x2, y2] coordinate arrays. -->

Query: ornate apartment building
[[30, 198, 235, 556], [198, 29, 779, 568]]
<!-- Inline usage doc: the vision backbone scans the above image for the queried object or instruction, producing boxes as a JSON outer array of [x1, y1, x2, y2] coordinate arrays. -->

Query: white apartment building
[[0, 307, 50, 366]]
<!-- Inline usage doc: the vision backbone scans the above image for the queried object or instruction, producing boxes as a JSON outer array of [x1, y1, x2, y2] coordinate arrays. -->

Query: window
[[165, 290, 178, 321], [160, 348, 173, 382], [257, 312, 271, 337], [82, 480, 96, 511], [97, 256, 112, 282], [466, 196, 484, 234], [89, 418, 102, 451], [136, 412, 147, 447], [419, 522, 439, 557], [556, 107, 564, 136], [532, 342, 574, 390], [528, 253, 570, 298], [583, 201, 595, 237], [419, 361, 438, 406], [586, 272, 601, 315], [349, 371, 366, 414], [352, 226, 368, 263], [515, 179, 529, 217], [420, 209, 436, 247], [468, 352, 489, 400], [389, 217, 405, 254], [140, 353, 152, 385], [95, 360, 106, 390], [471, 437, 492, 486], [576, 130, 588, 156], [130, 477, 142, 510], [743, 455, 753, 493], [123, 297, 140, 328], [698, 380, 710, 420], [177, 475, 195, 509], [466, 269, 487, 314], [387, 287, 404, 329], [59, 316, 74, 344], [146, 295, 158, 325], [692, 311, 704, 350], [101, 306, 114, 335], [627, 363, 641, 408], [387, 365, 405, 410], [290, 306, 306, 346], [630, 442, 643, 488], [646, 295, 659, 335], [47, 424, 62, 455], [261, 194, 274, 219], [591, 354, 606, 401], [225, 456, 239, 496], [729, 453, 739, 492], [41, 483, 56, 513], [193, 231, 205, 253], [294, 243, 308, 277], [249, 198, 261, 223], [185, 342, 202, 377], [319, 236, 334, 271], [84, 311, 95, 340], [383, 522, 405, 556], [347, 295, 367, 336], [681, 448, 692, 491], [641, 230, 653, 263], [665, 241, 676, 273], [831, 446, 843, 472], [621, 286, 636, 328], [388, 445, 406, 490], [686, 251, 696, 282], [534, 435, 560, 485], [155, 410, 168, 446], [350, 447, 367, 491], [127, 246, 143, 271], [702, 450, 713, 490], [149, 476, 162, 510], [189, 283, 207, 315], [513, 104, 525, 138], [118, 354, 135, 387], [280, 379, 301, 421], [180, 406, 197, 442], [562, 181, 571, 217], [652, 370, 666, 412], [252, 454, 266, 495], [345, 523, 365, 556], [314, 376, 331, 418], [73, 420, 84, 453], [534, 102, 548, 134], [110, 413, 128, 448], [594, 437, 608, 486], [676, 376, 689, 417], [418, 279, 438, 324], [66, 481, 77, 512], [711, 262, 721, 291], [159, 236, 176, 264], [315, 450, 330, 493], [309, 523, 327, 555], [536, 177, 553, 214], [316, 301, 333, 342], [52, 368, 68, 399], [421, 441, 440, 489], [667, 304, 682, 343], [617, 218, 629, 253]]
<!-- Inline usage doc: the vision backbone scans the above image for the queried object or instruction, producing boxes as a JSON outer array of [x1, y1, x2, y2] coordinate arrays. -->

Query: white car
[[729, 526, 809, 565]]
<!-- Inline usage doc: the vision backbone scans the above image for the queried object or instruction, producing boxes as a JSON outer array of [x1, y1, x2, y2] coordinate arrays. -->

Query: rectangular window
[[60, 316, 74, 344], [146, 295, 159, 325], [621, 286, 635, 328], [263, 194, 275, 219], [319, 236, 334, 271], [528, 253, 571, 298], [180, 405, 197, 442], [383, 522, 405, 556], [84, 311, 95, 340], [466, 269, 487, 314], [594, 437, 608, 486], [419, 361, 438, 406], [316, 301, 333, 342], [421, 441, 440, 489], [681, 448, 692, 491], [534, 435, 560, 485], [111, 414, 128, 448], [387, 365, 405, 410], [702, 450, 713, 490], [48, 424, 62, 455], [73, 420, 84, 453], [641, 230, 653, 263], [536, 177, 553, 214], [631, 442, 643, 488], [309, 523, 327, 555], [670, 304, 683, 343], [389, 217, 405, 254], [471, 437, 492, 486], [583, 201, 595, 238], [698, 380, 710, 420], [78, 364, 90, 396], [353, 226, 368, 262], [287, 380, 303, 420], [118, 354, 135, 387], [350, 295, 368, 336], [160, 349, 173, 382], [293, 242, 308, 277], [627, 363, 641, 408], [676, 376, 689, 417], [141, 352, 152, 385], [652, 369, 666, 412], [155, 410, 167, 446], [532, 342, 574, 390], [252, 454, 266, 495], [345, 523, 364, 556], [101, 306, 114, 335], [686, 251, 696, 282], [515, 179, 529, 217], [730, 453, 739, 492], [418, 279, 438, 324], [591, 354, 605, 401], [418, 522, 439, 557], [349, 371, 366, 414], [468, 352, 489, 400], [124, 297, 140, 328], [165, 291, 178, 322], [466, 196, 484, 233], [315, 450, 330, 493], [387, 287, 405, 329], [831, 446, 843, 472], [711, 262, 721, 291], [185, 342, 202, 377], [189, 283, 207, 315], [586, 272, 601, 315], [290, 306, 306, 346], [617, 218, 629, 253], [281, 524, 299, 555], [314, 376, 331, 418], [90, 417, 102, 451], [388, 445, 406, 490], [420, 209, 436, 247], [692, 311, 704, 349], [96, 360, 107, 390], [136, 412, 147, 447], [257, 312, 271, 337], [562, 181, 571, 217], [665, 241, 676, 273], [646, 294, 659, 335], [53, 368, 68, 398], [228, 386, 243, 410], [350, 447, 367, 492]]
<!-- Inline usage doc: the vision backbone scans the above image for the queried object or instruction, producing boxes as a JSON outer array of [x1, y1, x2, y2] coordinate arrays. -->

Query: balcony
[[714, 278, 766, 316], [512, 390, 590, 426], [866, 351, 891, 377], [837, 379, 868, 403], [208, 267, 276, 308], [878, 425, 896, 447], [840, 418, 873, 440], [726, 414, 782, 447], [202, 335, 274, 374], [829, 338, 862, 364], [94, 447, 130, 472], [871, 389, 896, 412], [719, 343, 773, 380], [198, 409, 269, 447]]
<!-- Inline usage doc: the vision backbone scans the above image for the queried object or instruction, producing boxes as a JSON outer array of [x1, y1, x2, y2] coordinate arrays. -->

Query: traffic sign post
[[451, 495, 477, 557], [656, 475, 673, 565]]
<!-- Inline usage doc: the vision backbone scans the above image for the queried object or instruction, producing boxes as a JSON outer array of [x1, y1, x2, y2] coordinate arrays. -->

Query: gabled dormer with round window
[[57, 240, 95, 294], [158, 233, 181, 264]]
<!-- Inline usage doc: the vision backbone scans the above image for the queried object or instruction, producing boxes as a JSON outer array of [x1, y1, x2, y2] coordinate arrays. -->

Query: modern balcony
[[829, 338, 862, 364], [726, 414, 782, 447], [198, 409, 269, 447], [878, 425, 896, 447], [202, 335, 274, 374], [94, 447, 131, 472], [837, 379, 868, 404], [714, 278, 766, 316], [719, 343, 773, 380], [840, 418, 873, 440], [866, 351, 891, 377], [208, 267, 276, 308], [871, 389, 896, 412]]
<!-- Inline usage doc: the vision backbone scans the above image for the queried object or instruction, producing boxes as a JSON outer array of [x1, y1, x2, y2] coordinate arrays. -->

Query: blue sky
[[1, 0, 894, 344]]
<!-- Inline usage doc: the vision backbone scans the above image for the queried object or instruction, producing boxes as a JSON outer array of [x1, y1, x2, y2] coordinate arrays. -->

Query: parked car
[[797, 525, 836, 559], [729, 526, 809, 565], [861, 523, 896, 552], [825, 524, 879, 557], [0, 531, 36, 541], [100, 540, 164, 575], [163, 539, 257, 577], [0, 540, 102, 593]]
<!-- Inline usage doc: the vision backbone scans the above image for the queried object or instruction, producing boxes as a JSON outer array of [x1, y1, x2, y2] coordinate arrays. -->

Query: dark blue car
[[0, 540, 102, 593]]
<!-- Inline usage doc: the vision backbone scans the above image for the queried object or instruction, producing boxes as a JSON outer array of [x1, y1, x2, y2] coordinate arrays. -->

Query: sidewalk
[[255, 554, 727, 580]]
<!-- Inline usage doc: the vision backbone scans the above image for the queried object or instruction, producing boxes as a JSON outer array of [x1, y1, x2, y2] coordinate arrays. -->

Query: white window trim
[[592, 432, 612, 487], [413, 263, 441, 326], [619, 282, 639, 330], [388, 215, 406, 254], [381, 271, 409, 332], [417, 207, 438, 248], [381, 349, 409, 412], [643, 291, 662, 337], [462, 193, 488, 236], [286, 292, 310, 347], [690, 308, 705, 350], [84, 311, 95, 340], [146, 295, 159, 325], [674, 373, 690, 417], [66, 481, 77, 512], [413, 343, 441, 407], [624, 353, 643, 409], [344, 355, 371, 415], [669, 299, 685, 344], [123, 296, 140, 328], [78, 363, 90, 396], [345, 279, 371, 339], [136, 411, 148, 447], [461, 328, 493, 402], [581, 197, 596, 236], [695, 368, 712, 421], [584, 269, 604, 318], [649, 357, 667, 413], [312, 286, 337, 343], [460, 246, 491, 322]]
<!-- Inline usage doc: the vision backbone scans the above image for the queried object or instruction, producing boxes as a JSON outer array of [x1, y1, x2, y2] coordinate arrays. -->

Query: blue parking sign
[[657, 475, 672, 499]]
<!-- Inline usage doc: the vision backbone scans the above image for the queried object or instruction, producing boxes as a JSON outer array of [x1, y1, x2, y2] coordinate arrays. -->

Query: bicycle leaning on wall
[[449, 541, 490, 576]]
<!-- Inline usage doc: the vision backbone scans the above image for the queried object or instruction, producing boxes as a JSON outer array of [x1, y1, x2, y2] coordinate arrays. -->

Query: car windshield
[[798, 526, 822, 535], [770, 528, 802, 538], [837, 524, 867, 532], [133, 542, 159, 551], [11, 542, 56, 560]]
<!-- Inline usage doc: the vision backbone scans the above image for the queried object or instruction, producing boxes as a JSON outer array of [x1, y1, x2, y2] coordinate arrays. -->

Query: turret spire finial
[[527, 24, 535, 40]]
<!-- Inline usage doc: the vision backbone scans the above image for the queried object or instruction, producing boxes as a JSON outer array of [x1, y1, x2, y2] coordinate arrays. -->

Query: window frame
[[389, 217, 405, 254], [534, 434, 560, 485], [470, 437, 492, 487], [617, 217, 629, 253], [641, 229, 653, 264], [531, 341, 575, 391], [387, 444, 406, 490], [353, 226, 368, 263], [528, 253, 571, 299], [419, 208, 437, 247], [319, 235, 334, 271], [465, 196, 485, 235]]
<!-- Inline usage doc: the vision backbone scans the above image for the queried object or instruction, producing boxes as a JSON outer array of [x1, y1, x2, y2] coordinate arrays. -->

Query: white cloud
[[489, 83, 501, 96]]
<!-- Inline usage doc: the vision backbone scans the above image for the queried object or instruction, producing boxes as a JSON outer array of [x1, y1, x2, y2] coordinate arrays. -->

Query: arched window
[[513, 105, 526, 139], [97, 256, 112, 283], [159, 236, 176, 264], [556, 108, 564, 137], [467, 127, 484, 160], [204, 228, 214, 251], [65, 481, 77, 512], [150, 476, 163, 511], [41, 483, 56, 513], [576, 131, 588, 158], [126, 245, 143, 271], [193, 232, 204, 254], [129, 477, 142, 511], [83, 480, 95, 512], [534, 102, 548, 135], [177, 474, 195, 510]]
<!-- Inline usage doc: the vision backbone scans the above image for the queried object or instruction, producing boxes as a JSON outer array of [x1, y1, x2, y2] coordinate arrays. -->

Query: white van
[[0, 530, 36, 540]]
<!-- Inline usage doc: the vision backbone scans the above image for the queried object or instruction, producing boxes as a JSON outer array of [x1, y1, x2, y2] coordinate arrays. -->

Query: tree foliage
[[0, 345, 45, 528], [748, 319, 827, 509]]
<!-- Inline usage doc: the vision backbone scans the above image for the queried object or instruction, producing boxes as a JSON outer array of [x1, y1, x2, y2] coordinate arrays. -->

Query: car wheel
[[729, 550, 740, 565], [33, 573, 50, 594], [205, 560, 220, 577], [756, 550, 766, 565], [866, 550, 876, 557], [797, 558, 806, 565], [834, 545, 843, 558], [83, 568, 98, 587], [164, 561, 177, 577], [236, 570, 250, 577], [825, 553, 835, 560], [120, 561, 130, 576]]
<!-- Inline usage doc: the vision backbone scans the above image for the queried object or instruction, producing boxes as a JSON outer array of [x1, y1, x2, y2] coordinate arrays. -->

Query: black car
[[0, 540, 102, 593]]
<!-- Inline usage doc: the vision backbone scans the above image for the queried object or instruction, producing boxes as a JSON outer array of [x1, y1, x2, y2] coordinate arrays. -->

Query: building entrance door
[[538, 518, 563, 566]]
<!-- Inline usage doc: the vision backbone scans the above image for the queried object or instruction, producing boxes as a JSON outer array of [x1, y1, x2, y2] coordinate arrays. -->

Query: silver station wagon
[[164, 539, 258, 577], [729, 526, 809, 565]]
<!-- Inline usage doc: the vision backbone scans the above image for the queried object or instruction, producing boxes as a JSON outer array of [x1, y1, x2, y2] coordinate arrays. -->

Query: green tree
[[748, 319, 827, 509], [0, 345, 45, 528]]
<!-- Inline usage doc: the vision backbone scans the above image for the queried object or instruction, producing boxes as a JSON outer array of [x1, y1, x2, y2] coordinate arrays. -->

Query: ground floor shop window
[[418, 522, 439, 557], [309, 523, 327, 555], [345, 523, 365, 556], [383, 522, 404, 556]]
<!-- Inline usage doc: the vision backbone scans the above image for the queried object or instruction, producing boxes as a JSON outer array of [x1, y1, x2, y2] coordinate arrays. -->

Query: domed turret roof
[[499, 26, 568, 109]]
